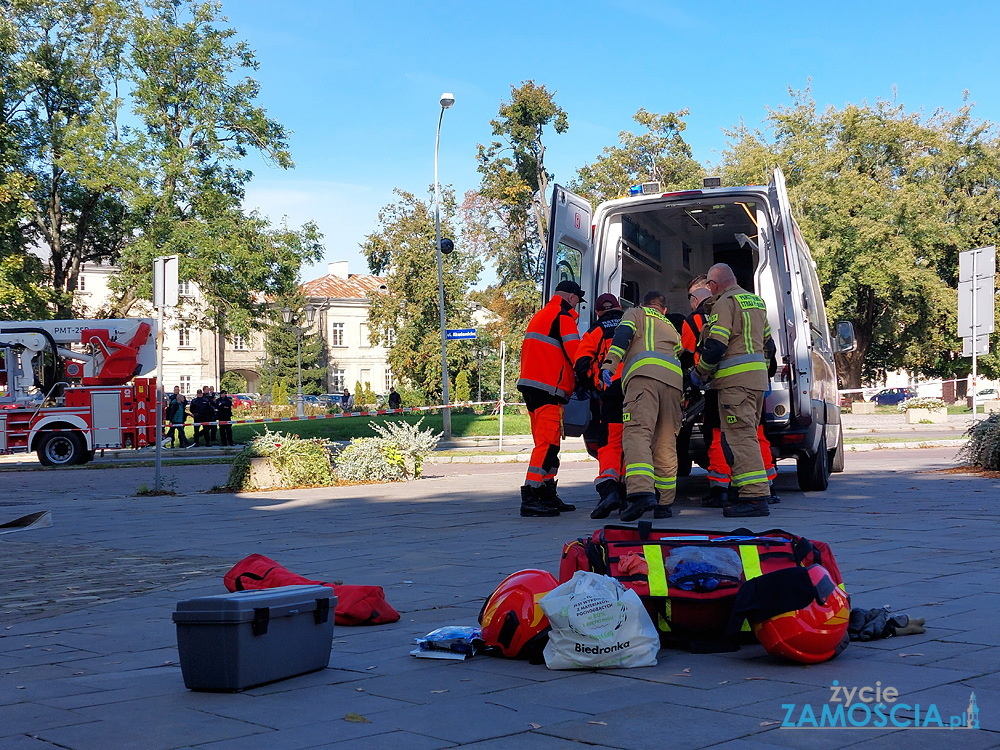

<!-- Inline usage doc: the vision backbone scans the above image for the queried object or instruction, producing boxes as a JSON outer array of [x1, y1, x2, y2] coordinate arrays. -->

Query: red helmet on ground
[[754, 564, 850, 664], [479, 569, 558, 659]]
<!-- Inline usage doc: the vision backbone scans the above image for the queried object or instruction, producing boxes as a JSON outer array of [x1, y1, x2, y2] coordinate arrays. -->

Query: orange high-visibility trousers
[[525, 402, 563, 487], [595, 422, 623, 486], [706, 425, 776, 485]]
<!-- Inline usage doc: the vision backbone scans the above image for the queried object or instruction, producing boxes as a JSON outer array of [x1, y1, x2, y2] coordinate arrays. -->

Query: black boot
[[591, 480, 621, 520], [652, 488, 672, 518], [723, 497, 770, 518], [620, 492, 657, 522], [520, 485, 559, 517], [767, 484, 780, 504], [701, 486, 729, 508], [542, 480, 575, 512]]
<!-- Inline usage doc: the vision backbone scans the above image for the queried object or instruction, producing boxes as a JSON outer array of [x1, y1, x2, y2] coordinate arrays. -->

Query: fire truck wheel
[[37, 432, 86, 467]]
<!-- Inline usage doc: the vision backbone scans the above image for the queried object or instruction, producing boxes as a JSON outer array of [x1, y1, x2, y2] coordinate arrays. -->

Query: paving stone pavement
[[1, 447, 998, 749]]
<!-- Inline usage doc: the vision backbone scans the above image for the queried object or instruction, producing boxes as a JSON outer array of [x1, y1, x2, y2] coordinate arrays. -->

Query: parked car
[[976, 387, 998, 399], [230, 394, 255, 408], [322, 393, 345, 407], [302, 394, 322, 407], [870, 388, 917, 406]]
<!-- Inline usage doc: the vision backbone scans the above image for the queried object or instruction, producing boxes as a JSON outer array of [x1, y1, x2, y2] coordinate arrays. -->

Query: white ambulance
[[547, 169, 856, 491]]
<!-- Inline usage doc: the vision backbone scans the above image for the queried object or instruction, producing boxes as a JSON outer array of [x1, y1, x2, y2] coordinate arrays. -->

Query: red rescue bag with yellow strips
[[559, 522, 845, 651]]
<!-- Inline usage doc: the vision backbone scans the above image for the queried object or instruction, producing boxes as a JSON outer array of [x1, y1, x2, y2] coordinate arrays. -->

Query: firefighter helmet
[[754, 564, 850, 664], [478, 569, 558, 659]]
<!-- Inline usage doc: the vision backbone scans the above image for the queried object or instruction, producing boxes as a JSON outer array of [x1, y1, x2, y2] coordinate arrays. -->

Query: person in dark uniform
[[216, 389, 234, 446]]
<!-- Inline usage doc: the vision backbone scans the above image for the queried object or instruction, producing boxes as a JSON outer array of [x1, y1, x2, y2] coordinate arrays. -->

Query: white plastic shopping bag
[[539, 570, 659, 669]]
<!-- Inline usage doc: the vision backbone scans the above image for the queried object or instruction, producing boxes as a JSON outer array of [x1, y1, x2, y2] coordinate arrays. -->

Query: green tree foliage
[[571, 109, 706, 204], [1, 0, 320, 329], [4, 0, 129, 317], [454, 370, 470, 403], [469, 82, 568, 296], [270, 378, 288, 407], [108, 0, 322, 331], [261, 296, 325, 396], [362, 188, 481, 400], [362, 381, 375, 407], [464, 82, 569, 393], [354, 380, 363, 404], [220, 370, 246, 393], [721, 88, 1000, 386], [0, 10, 58, 318]]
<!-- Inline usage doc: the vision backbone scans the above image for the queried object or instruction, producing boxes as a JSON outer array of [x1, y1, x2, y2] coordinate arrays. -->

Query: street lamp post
[[282, 305, 316, 419], [435, 92, 455, 438]]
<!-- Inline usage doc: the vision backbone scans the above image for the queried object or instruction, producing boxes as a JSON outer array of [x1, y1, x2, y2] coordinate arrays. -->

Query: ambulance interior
[[604, 199, 769, 320]]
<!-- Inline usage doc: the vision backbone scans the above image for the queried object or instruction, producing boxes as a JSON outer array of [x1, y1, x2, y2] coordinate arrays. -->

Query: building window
[[179, 279, 193, 297], [385, 370, 392, 391], [231, 334, 248, 351], [77, 274, 86, 291], [360, 369, 371, 389], [360, 323, 370, 348], [330, 322, 345, 347], [386, 328, 397, 347], [330, 368, 345, 391], [179, 375, 192, 394], [178, 325, 191, 347]]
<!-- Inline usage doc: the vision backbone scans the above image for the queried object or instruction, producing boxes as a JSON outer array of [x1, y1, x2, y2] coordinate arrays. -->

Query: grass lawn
[[871, 405, 989, 416], [227, 409, 532, 444], [844, 435, 964, 444]]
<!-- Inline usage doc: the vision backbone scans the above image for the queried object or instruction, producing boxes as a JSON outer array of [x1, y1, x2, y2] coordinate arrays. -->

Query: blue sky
[[220, 0, 1000, 284]]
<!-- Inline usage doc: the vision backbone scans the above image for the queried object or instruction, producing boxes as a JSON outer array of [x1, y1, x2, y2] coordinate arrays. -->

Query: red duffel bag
[[559, 523, 845, 651], [223, 553, 400, 626]]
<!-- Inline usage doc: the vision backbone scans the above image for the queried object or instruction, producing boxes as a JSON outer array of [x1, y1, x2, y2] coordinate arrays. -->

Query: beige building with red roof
[[299, 261, 392, 396], [73, 260, 392, 398]]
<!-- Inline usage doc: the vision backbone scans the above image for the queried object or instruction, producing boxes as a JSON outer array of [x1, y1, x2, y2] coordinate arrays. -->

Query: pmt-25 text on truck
[[0, 319, 158, 466]]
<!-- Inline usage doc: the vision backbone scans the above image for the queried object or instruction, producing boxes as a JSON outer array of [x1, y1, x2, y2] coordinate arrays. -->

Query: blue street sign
[[446, 328, 477, 340]]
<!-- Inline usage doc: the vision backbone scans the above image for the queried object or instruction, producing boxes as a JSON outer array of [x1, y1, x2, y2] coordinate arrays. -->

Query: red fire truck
[[0, 319, 158, 466]]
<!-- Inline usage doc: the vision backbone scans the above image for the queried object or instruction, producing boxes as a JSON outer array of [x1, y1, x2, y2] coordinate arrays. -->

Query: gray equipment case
[[173, 584, 336, 691]]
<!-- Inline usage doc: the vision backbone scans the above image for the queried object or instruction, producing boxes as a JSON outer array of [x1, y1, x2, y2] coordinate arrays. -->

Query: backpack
[[559, 522, 845, 651], [223, 553, 400, 626]]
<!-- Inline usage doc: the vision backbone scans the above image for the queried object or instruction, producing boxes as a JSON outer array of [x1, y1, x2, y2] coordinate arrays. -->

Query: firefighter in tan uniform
[[600, 291, 684, 522], [692, 263, 776, 518]]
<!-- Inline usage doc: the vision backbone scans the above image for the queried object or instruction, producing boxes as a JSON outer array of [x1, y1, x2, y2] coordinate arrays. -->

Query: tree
[[720, 88, 1000, 387], [454, 370, 470, 403], [0, 9, 58, 318], [471, 82, 568, 292], [465, 82, 569, 389], [362, 188, 481, 400], [361, 381, 375, 407], [5, 0, 130, 318], [571, 108, 706, 204], [261, 296, 325, 396], [107, 0, 322, 331], [220, 370, 246, 393]]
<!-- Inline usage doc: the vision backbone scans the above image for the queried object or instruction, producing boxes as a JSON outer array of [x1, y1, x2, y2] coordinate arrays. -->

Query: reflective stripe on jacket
[[575, 310, 623, 389], [696, 286, 772, 390], [601, 306, 683, 391], [517, 294, 582, 401]]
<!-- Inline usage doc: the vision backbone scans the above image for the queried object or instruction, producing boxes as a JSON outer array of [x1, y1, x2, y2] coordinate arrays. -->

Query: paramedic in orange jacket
[[573, 293, 625, 519], [516, 279, 585, 517]]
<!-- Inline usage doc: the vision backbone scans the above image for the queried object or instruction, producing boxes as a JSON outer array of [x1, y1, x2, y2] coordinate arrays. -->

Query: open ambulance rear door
[[544, 185, 593, 334], [544, 185, 593, 438]]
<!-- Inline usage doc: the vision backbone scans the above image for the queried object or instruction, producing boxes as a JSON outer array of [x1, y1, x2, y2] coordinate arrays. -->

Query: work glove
[[601, 368, 614, 388], [690, 369, 704, 389]]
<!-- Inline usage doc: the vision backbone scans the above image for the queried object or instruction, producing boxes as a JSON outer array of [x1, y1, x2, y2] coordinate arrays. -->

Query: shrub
[[371, 417, 441, 479], [226, 428, 336, 490], [959, 413, 1000, 470], [455, 371, 471, 403], [334, 437, 405, 483], [333, 418, 441, 483], [897, 396, 946, 412]]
